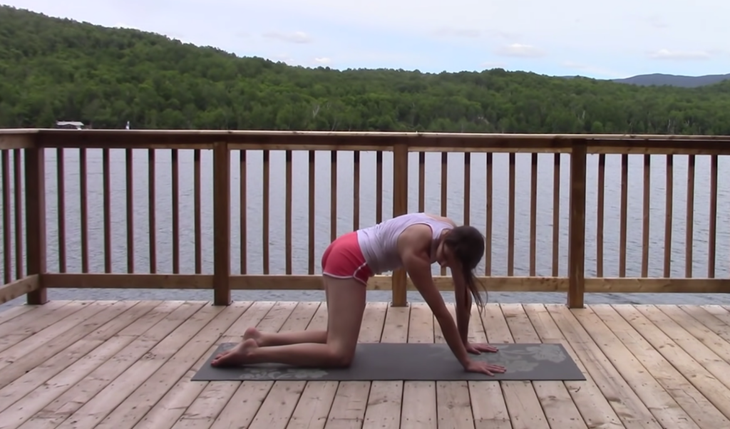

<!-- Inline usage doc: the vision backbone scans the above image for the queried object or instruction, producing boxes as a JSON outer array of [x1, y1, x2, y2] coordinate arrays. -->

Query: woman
[[211, 212, 507, 376]]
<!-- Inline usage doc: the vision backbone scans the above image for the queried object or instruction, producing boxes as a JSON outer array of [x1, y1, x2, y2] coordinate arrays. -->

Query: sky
[[3, 0, 729, 79]]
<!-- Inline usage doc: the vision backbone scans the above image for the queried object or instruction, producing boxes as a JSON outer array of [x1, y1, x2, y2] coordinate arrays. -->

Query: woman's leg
[[243, 327, 327, 347], [242, 280, 333, 347], [211, 276, 365, 368]]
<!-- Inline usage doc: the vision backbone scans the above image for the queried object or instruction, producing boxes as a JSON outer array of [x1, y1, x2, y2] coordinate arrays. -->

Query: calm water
[[3, 148, 730, 310]]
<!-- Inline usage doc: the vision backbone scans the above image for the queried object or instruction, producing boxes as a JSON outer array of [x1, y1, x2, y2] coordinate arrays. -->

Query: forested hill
[[1, 5, 729, 134], [611, 73, 730, 88]]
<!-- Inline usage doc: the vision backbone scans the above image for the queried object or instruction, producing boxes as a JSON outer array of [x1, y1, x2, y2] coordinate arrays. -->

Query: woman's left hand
[[465, 342, 499, 354]]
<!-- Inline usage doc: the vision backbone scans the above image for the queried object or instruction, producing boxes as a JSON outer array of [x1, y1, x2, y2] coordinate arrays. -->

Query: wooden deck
[[1, 301, 730, 429]]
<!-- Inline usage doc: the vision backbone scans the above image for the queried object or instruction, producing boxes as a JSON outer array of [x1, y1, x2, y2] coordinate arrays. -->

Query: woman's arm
[[452, 267, 472, 344], [401, 248, 472, 368]]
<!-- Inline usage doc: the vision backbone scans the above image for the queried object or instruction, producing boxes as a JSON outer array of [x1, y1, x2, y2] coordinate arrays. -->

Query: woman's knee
[[326, 342, 357, 368]]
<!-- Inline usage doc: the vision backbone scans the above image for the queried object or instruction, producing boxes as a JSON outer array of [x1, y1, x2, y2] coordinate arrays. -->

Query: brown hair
[[443, 225, 488, 311]]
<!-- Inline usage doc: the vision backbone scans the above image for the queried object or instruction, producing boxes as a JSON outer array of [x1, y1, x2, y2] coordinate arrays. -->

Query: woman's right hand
[[464, 359, 507, 376]]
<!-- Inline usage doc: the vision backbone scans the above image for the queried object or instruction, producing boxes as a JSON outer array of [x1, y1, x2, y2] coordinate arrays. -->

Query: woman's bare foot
[[210, 338, 258, 367], [243, 327, 262, 345]]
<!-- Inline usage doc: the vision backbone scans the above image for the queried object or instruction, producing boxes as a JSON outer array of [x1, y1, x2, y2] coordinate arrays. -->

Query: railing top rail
[[3, 129, 730, 153], [20, 128, 730, 140], [0, 128, 40, 135]]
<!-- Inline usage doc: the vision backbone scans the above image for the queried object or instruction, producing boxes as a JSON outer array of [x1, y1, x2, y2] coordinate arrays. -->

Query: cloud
[[495, 43, 545, 58], [647, 49, 711, 60], [262, 31, 312, 44], [314, 57, 332, 65]]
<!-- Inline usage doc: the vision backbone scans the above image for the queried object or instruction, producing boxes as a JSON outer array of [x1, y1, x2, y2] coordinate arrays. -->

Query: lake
[[2, 148, 730, 310]]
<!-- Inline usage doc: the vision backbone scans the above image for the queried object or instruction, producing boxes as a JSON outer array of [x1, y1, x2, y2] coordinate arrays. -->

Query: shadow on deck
[[0, 300, 729, 429]]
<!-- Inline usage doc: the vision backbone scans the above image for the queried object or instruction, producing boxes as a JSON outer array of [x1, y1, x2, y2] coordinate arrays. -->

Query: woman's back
[[356, 213, 454, 274]]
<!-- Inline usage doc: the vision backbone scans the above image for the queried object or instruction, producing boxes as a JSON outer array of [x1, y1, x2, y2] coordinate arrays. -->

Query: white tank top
[[356, 213, 453, 274]]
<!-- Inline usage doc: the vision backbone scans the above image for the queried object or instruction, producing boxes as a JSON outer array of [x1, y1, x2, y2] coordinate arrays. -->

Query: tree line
[[2, 5, 730, 134]]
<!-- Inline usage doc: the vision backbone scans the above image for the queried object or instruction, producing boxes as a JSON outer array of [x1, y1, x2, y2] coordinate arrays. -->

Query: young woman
[[211, 212, 507, 376]]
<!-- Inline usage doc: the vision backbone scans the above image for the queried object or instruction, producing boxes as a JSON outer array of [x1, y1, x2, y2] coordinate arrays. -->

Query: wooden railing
[[1, 129, 730, 308]]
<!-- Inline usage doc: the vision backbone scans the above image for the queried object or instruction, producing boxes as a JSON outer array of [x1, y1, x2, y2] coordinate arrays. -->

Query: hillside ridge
[[1, 4, 729, 134]]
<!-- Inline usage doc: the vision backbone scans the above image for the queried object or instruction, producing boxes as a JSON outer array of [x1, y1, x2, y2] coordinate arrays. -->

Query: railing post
[[568, 140, 586, 308], [213, 141, 231, 305], [25, 140, 47, 305], [391, 142, 409, 307]]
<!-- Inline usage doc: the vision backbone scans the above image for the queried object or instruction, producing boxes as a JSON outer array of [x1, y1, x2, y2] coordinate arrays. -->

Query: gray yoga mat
[[192, 342, 585, 381]]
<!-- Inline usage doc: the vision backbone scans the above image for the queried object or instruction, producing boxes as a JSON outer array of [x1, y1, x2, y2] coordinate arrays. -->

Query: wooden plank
[[391, 142, 409, 306], [93, 301, 256, 429], [164, 303, 294, 429], [133, 301, 270, 429], [464, 306, 511, 429], [501, 304, 585, 428], [286, 303, 338, 429], [478, 305, 548, 429], [700, 306, 730, 326], [0, 301, 76, 353], [613, 305, 730, 420], [43, 273, 213, 289], [620, 305, 730, 393], [571, 306, 700, 428], [31, 128, 730, 154], [0, 304, 36, 325], [0, 300, 75, 336], [278, 302, 320, 333], [323, 302, 386, 429], [432, 304, 477, 429], [0, 301, 138, 387], [201, 301, 279, 429], [363, 304, 409, 429], [24, 144, 47, 305], [591, 304, 730, 428], [0, 301, 149, 413], [212, 141, 231, 305], [115, 301, 187, 337], [325, 381, 371, 429], [33, 137, 730, 154], [244, 297, 311, 428], [0, 134, 35, 150], [546, 305, 661, 428], [207, 302, 300, 429], [247, 381, 306, 429], [522, 304, 623, 428], [0, 301, 182, 429], [680, 306, 730, 346], [20, 302, 210, 429], [401, 302, 437, 429], [0, 276, 39, 305], [658, 305, 730, 365], [379, 305, 409, 343], [0, 301, 112, 383], [568, 141, 586, 308]]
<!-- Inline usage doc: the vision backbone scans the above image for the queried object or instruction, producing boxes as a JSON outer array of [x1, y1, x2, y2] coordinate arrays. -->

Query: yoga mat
[[192, 342, 586, 381]]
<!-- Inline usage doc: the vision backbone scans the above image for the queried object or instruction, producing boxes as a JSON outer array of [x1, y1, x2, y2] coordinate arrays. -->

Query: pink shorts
[[321, 231, 373, 286]]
